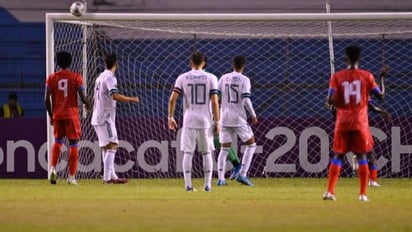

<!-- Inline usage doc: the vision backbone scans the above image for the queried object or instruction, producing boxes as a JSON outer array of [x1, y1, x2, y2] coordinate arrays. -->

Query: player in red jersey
[[45, 51, 91, 185], [323, 45, 385, 201]]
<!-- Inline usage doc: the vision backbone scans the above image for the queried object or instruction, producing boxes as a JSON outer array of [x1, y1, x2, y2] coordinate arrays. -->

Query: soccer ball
[[70, 1, 87, 17]]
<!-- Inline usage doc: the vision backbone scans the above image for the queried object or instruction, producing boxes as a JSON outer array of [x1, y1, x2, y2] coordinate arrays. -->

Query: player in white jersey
[[168, 51, 220, 192], [217, 55, 257, 186], [91, 53, 139, 184]]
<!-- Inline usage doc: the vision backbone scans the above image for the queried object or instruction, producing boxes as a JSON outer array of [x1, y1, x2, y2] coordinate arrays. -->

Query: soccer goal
[[46, 12, 412, 179]]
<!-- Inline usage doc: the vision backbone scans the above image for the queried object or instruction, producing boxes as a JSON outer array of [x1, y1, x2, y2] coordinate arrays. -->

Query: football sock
[[358, 159, 369, 195], [51, 139, 64, 168], [68, 144, 78, 177], [369, 164, 378, 182], [240, 143, 256, 177], [183, 152, 193, 188], [218, 147, 230, 180], [203, 153, 213, 188], [104, 149, 116, 181], [227, 147, 241, 165], [327, 158, 342, 194]]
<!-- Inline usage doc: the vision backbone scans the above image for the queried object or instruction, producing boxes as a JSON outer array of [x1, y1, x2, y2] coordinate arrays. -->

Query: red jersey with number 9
[[46, 69, 84, 120], [329, 68, 379, 131]]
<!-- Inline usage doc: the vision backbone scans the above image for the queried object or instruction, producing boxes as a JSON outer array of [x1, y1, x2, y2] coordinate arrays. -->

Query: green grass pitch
[[0, 178, 411, 232]]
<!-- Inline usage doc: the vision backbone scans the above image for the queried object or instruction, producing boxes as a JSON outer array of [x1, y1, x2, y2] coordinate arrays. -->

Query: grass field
[[0, 178, 411, 232]]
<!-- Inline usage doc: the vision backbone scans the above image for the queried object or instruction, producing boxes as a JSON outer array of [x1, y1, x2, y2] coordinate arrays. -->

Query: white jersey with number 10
[[173, 69, 219, 129], [218, 71, 252, 127]]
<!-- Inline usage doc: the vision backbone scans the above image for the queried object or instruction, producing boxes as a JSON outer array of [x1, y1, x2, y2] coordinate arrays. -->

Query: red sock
[[69, 145, 79, 176], [327, 159, 342, 194], [369, 165, 378, 182], [358, 159, 369, 195], [51, 142, 63, 168]]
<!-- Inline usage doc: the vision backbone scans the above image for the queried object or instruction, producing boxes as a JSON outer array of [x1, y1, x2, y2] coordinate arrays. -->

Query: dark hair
[[345, 45, 361, 64], [56, 51, 72, 69], [233, 55, 246, 70], [105, 53, 117, 69], [8, 91, 17, 100], [203, 55, 208, 69], [190, 51, 205, 66]]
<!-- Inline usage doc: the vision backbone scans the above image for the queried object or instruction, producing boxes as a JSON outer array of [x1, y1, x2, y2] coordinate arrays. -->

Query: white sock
[[217, 147, 230, 181], [203, 153, 213, 188], [104, 149, 116, 181], [240, 143, 256, 177], [183, 152, 193, 188]]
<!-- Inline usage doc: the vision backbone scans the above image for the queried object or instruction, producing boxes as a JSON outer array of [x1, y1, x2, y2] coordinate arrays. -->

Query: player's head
[[8, 91, 18, 106], [190, 51, 206, 69], [345, 45, 361, 65], [104, 53, 117, 70], [232, 55, 246, 71], [56, 51, 72, 69]]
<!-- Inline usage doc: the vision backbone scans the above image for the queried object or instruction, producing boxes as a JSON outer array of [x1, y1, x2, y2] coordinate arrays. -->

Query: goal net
[[46, 13, 412, 179]]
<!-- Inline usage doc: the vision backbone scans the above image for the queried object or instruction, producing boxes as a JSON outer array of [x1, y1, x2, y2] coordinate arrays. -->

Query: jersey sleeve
[[173, 75, 183, 95], [106, 76, 118, 96], [368, 72, 380, 93], [76, 74, 85, 91], [209, 74, 219, 96], [45, 75, 52, 90], [241, 78, 252, 99], [328, 74, 337, 95]]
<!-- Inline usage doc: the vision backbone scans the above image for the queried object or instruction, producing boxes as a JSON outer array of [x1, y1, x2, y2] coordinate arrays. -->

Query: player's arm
[[77, 88, 91, 111], [369, 100, 391, 123], [243, 97, 257, 125], [210, 92, 220, 133], [44, 88, 53, 119], [371, 65, 389, 101], [111, 92, 139, 103], [167, 91, 179, 131]]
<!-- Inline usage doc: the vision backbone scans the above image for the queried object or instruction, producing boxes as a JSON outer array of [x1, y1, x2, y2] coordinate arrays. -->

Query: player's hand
[[130, 96, 139, 103], [381, 111, 392, 123], [380, 65, 389, 77], [251, 116, 258, 125], [168, 117, 178, 131]]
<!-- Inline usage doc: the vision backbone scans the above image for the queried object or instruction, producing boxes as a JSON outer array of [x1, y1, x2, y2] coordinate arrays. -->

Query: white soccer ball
[[70, 1, 87, 17]]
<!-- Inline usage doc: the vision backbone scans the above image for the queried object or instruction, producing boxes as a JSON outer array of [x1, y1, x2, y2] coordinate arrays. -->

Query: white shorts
[[220, 124, 254, 144], [93, 121, 119, 147], [181, 127, 215, 153]]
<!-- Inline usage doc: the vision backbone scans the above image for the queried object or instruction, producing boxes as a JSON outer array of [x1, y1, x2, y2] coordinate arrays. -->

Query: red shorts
[[53, 118, 81, 140], [333, 129, 373, 154]]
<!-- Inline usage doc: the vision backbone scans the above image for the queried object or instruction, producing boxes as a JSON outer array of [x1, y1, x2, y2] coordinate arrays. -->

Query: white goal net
[[46, 13, 412, 179]]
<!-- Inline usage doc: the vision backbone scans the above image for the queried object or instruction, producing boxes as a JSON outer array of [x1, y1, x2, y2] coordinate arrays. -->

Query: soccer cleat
[[203, 186, 212, 192], [102, 178, 128, 184], [369, 180, 381, 187], [322, 192, 336, 201], [67, 179, 78, 185], [359, 195, 370, 202], [229, 164, 241, 180], [49, 168, 57, 185], [216, 179, 228, 186], [236, 176, 254, 186], [185, 186, 197, 192]]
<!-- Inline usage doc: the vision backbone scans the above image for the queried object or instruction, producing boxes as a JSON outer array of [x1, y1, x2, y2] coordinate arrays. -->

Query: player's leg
[[367, 151, 380, 187], [66, 118, 81, 185], [103, 121, 126, 184], [217, 127, 231, 185], [50, 119, 65, 184], [323, 130, 347, 200], [181, 127, 196, 191], [353, 129, 374, 201], [198, 128, 214, 191], [236, 125, 256, 186], [227, 148, 241, 180]]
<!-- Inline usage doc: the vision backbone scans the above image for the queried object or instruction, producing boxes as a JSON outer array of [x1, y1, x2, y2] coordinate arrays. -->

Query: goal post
[[46, 12, 412, 179]]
